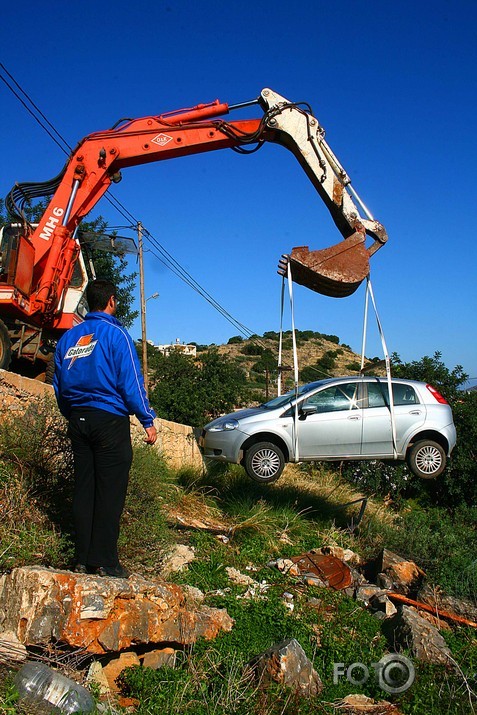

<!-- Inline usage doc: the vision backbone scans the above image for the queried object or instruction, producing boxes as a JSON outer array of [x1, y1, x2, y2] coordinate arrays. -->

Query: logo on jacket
[[65, 333, 97, 369]]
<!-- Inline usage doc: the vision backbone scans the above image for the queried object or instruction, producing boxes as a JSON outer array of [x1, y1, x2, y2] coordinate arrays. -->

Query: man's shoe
[[72, 563, 88, 574], [96, 564, 130, 579]]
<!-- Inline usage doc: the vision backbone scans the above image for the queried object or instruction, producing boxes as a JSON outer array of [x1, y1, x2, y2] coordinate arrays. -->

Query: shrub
[[0, 396, 74, 568], [321, 333, 340, 344], [433, 391, 477, 507], [240, 344, 263, 356]]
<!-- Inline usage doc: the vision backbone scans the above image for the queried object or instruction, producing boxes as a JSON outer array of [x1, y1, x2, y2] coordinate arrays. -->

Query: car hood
[[205, 406, 273, 429]]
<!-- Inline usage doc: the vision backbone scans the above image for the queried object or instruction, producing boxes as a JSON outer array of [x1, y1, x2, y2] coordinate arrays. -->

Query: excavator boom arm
[[7, 88, 387, 316]]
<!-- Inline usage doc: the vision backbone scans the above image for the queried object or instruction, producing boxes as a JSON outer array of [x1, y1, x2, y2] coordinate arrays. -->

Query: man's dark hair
[[86, 279, 117, 312]]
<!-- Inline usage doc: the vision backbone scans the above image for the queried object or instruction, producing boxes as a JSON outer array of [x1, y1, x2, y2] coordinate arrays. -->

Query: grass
[[1, 395, 477, 713]]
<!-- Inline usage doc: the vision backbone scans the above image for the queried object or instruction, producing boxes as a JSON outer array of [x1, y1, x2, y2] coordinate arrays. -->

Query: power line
[[0, 62, 71, 156]]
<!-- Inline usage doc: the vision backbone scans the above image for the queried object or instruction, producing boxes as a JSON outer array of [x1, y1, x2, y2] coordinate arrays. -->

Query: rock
[[355, 584, 385, 606], [0, 630, 27, 663], [180, 585, 205, 605], [378, 550, 424, 595], [303, 574, 328, 588], [225, 567, 256, 586], [376, 573, 394, 591], [102, 652, 141, 692], [343, 567, 368, 598], [336, 693, 401, 713], [382, 605, 452, 665], [269, 558, 301, 576], [249, 638, 322, 697], [418, 583, 477, 623], [141, 647, 177, 669], [321, 546, 362, 566], [160, 544, 196, 576], [368, 592, 398, 619], [86, 661, 111, 696], [416, 610, 452, 631], [355, 584, 398, 619], [0, 566, 233, 654]]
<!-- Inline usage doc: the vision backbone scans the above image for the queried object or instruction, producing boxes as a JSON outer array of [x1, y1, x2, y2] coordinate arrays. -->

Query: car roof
[[303, 376, 427, 389]]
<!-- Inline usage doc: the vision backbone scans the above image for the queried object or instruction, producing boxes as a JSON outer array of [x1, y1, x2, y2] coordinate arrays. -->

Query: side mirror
[[301, 403, 318, 417]]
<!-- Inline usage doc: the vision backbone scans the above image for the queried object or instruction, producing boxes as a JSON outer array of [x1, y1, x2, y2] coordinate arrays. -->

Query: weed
[[119, 445, 173, 570]]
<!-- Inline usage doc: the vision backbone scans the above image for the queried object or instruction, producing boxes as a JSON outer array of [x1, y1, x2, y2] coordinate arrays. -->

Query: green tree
[[251, 348, 276, 376], [241, 343, 263, 356], [200, 349, 246, 419], [149, 351, 202, 425], [391, 351, 467, 402], [80, 215, 138, 328], [149, 348, 245, 426], [436, 391, 477, 506]]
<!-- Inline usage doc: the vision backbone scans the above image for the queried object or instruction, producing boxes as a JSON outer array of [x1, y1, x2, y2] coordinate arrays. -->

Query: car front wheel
[[407, 440, 446, 479], [244, 442, 285, 483]]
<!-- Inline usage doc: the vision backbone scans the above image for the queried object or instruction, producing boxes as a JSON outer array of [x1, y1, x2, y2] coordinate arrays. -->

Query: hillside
[[211, 330, 382, 399]]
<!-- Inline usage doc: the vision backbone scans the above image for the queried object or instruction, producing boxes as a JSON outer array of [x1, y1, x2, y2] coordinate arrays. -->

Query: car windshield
[[260, 381, 326, 410]]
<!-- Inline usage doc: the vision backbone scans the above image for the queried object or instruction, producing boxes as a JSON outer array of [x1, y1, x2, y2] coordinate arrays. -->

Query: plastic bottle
[[14, 661, 95, 714]]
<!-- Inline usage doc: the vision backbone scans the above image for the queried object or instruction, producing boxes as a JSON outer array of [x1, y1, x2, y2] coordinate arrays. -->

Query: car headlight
[[208, 419, 239, 432]]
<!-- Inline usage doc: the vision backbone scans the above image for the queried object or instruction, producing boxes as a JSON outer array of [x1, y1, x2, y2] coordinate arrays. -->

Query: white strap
[[287, 261, 300, 462], [360, 280, 369, 372], [277, 276, 286, 396], [365, 277, 397, 458]]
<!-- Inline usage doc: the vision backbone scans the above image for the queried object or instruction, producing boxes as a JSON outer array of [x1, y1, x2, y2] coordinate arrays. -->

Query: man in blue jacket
[[53, 278, 157, 578]]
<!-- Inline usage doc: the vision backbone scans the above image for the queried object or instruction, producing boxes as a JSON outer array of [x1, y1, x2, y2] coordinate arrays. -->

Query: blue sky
[[1, 1, 476, 382]]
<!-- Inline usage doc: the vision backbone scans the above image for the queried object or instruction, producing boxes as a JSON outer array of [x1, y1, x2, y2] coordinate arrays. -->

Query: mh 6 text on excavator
[[0, 88, 388, 378]]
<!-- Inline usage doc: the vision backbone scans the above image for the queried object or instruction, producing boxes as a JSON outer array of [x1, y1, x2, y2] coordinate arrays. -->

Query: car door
[[295, 381, 363, 458], [361, 380, 427, 456]]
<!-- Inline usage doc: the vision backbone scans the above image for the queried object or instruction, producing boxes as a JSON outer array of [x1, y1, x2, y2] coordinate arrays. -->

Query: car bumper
[[199, 429, 243, 464]]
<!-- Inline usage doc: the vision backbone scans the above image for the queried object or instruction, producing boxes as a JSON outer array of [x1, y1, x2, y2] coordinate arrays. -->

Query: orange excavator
[[0, 88, 387, 374]]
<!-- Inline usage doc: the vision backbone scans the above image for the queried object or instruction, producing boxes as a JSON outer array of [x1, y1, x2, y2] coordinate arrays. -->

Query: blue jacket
[[53, 312, 156, 428]]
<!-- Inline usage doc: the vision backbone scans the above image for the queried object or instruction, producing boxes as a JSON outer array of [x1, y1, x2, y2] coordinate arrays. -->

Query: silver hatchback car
[[201, 377, 457, 483]]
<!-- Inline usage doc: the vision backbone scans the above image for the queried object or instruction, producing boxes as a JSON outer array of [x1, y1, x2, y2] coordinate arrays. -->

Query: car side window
[[304, 383, 360, 412], [367, 382, 419, 408]]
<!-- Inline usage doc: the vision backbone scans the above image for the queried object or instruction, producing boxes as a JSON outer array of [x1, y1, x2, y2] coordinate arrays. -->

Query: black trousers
[[68, 408, 133, 567]]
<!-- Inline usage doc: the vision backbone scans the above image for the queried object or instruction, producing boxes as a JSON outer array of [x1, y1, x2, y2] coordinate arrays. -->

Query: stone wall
[[0, 369, 205, 472]]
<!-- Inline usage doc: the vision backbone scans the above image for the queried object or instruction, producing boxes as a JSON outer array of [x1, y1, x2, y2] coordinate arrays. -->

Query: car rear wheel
[[244, 442, 285, 483], [407, 440, 446, 479]]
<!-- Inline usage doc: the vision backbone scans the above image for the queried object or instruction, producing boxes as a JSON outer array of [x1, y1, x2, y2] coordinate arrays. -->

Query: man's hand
[[144, 425, 158, 444]]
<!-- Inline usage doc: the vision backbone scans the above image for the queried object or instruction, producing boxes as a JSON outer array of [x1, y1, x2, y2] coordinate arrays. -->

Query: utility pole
[[138, 222, 149, 396]]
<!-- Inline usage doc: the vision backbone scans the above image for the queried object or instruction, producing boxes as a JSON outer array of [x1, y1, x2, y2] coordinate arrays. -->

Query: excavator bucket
[[278, 230, 370, 298]]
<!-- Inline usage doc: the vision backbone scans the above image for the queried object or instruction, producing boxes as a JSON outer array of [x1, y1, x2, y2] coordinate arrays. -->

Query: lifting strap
[[278, 267, 396, 464], [360, 277, 397, 458], [278, 261, 300, 461]]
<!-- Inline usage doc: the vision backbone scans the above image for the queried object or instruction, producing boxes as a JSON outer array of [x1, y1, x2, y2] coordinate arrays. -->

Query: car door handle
[[409, 410, 422, 415], [348, 415, 361, 420]]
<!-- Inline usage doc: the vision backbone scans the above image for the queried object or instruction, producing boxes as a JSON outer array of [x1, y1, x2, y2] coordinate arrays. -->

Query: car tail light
[[426, 384, 448, 404]]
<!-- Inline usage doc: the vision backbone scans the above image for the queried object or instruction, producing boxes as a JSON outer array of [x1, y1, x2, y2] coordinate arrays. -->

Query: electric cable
[[0, 62, 71, 156]]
